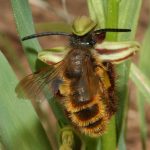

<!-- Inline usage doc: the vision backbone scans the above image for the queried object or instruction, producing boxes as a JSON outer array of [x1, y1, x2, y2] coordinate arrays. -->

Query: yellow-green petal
[[38, 47, 68, 65]]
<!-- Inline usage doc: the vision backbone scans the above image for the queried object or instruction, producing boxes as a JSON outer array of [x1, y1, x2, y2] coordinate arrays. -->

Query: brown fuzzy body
[[17, 46, 117, 137], [58, 48, 117, 137], [17, 17, 133, 137]]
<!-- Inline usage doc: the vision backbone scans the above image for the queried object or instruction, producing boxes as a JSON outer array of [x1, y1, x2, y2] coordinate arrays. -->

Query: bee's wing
[[82, 55, 111, 101], [16, 62, 64, 102], [79, 57, 102, 101], [94, 41, 140, 64]]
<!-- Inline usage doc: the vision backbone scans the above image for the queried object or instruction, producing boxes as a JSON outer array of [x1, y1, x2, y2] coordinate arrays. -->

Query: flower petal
[[94, 41, 140, 64], [38, 47, 69, 65]]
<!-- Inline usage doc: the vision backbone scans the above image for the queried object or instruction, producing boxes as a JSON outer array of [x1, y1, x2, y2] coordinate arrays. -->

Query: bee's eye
[[82, 34, 95, 44], [91, 39, 96, 45], [93, 32, 106, 43]]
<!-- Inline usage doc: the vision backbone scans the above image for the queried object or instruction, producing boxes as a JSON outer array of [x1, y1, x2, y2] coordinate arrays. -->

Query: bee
[[16, 16, 139, 137]]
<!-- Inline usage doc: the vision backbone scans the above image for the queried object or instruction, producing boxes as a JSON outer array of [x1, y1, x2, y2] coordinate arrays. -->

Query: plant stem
[[101, 0, 119, 150]]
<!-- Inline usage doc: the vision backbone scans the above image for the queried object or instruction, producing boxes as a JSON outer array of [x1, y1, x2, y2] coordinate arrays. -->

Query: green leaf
[[118, 131, 126, 150], [11, 0, 41, 72], [87, 1, 142, 150], [137, 20, 150, 150], [0, 51, 51, 150], [139, 25, 150, 78], [105, 0, 119, 40], [100, 0, 119, 149], [11, 0, 68, 118], [116, 0, 142, 147], [83, 136, 101, 150], [0, 33, 25, 75], [115, 0, 142, 143], [137, 98, 147, 150], [11, 0, 69, 149], [101, 116, 116, 150], [130, 64, 150, 101], [118, 0, 142, 41], [87, 0, 105, 28], [36, 22, 72, 33], [87, 0, 119, 149]]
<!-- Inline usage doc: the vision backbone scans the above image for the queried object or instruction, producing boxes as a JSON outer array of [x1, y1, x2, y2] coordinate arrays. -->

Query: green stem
[[101, 116, 116, 150], [101, 0, 119, 150], [83, 136, 101, 150], [105, 0, 119, 40], [116, 0, 142, 145]]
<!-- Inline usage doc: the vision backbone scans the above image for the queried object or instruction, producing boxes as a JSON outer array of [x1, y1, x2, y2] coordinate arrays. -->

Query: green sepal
[[72, 16, 96, 36]]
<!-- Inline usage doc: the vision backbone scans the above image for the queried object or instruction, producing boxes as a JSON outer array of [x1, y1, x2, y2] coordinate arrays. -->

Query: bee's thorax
[[70, 34, 96, 49], [64, 49, 92, 79]]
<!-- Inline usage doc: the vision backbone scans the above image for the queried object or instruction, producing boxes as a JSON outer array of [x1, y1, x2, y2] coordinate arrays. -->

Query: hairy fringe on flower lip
[[67, 101, 106, 127], [79, 116, 108, 137], [64, 94, 105, 113]]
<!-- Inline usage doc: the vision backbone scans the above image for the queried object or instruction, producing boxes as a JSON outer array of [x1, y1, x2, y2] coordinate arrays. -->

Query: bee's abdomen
[[65, 95, 108, 137], [81, 117, 107, 136], [75, 104, 99, 121]]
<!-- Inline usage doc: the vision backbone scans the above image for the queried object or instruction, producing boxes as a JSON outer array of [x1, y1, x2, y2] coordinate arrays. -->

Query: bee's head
[[21, 16, 131, 49], [72, 16, 96, 36], [69, 16, 97, 49]]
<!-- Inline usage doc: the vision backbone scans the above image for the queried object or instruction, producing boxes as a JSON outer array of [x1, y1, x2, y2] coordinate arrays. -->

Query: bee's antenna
[[22, 32, 72, 41], [94, 28, 131, 34]]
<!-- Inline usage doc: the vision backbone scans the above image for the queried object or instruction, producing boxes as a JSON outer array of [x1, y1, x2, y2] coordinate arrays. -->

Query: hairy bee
[[16, 16, 139, 137]]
